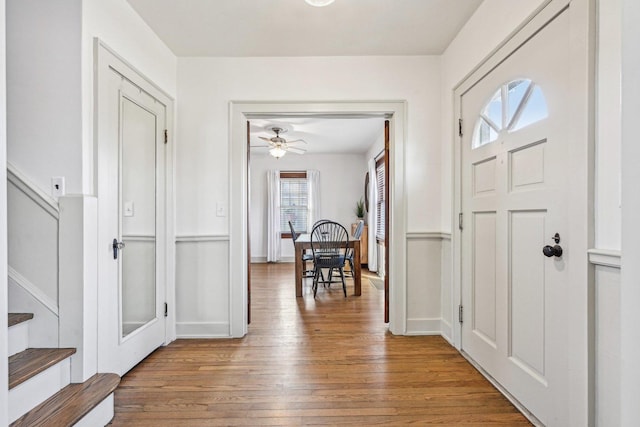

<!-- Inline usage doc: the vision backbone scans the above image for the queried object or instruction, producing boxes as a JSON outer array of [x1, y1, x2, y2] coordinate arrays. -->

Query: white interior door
[[98, 68, 167, 376], [460, 9, 570, 425]]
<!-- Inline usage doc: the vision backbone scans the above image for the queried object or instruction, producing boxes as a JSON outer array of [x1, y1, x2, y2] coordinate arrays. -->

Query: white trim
[[588, 248, 621, 268], [176, 322, 231, 338], [406, 232, 451, 241], [405, 318, 442, 335], [175, 234, 229, 243], [8, 266, 59, 316], [7, 162, 59, 219], [231, 100, 407, 337]]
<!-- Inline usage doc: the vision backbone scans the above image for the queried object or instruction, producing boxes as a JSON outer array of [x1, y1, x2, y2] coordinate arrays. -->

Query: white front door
[[97, 64, 167, 376], [460, 9, 570, 425]]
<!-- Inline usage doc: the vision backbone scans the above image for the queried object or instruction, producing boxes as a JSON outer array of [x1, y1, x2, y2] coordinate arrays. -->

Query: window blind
[[280, 174, 308, 233], [376, 162, 385, 240]]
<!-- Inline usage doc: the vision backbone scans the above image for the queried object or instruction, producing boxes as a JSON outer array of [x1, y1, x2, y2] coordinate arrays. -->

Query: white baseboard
[[176, 322, 231, 338], [405, 318, 442, 335]]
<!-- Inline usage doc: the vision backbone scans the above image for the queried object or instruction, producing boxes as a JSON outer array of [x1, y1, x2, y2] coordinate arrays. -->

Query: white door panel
[[97, 68, 166, 376], [461, 9, 570, 425]]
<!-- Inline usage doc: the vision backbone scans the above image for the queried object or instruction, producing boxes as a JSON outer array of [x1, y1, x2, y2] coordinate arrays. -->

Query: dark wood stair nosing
[[8, 313, 34, 328], [9, 348, 77, 389], [10, 373, 121, 427]]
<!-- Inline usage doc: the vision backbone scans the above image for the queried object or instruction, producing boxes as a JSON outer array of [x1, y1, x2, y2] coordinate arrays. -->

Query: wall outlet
[[51, 177, 65, 197]]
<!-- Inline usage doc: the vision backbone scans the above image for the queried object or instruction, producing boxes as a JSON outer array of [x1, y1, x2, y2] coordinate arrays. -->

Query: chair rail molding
[[406, 232, 451, 241], [588, 248, 621, 268], [175, 234, 230, 243]]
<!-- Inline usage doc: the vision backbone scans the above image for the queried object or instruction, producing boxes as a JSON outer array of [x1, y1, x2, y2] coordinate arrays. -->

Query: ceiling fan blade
[[258, 136, 273, 142], [250, 145, 269, 148], [287, 146, 307, 154], [286, 139, 307, 145]]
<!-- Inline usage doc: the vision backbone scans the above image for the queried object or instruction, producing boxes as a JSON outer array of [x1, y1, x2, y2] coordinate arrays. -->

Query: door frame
[[95, 40, 176, 361], [230, 101, 407, 337], [451, 0, 595, 424]]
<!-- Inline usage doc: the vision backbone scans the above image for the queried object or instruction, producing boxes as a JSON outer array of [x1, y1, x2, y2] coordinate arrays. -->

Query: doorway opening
[[229, 102, 407, 338]]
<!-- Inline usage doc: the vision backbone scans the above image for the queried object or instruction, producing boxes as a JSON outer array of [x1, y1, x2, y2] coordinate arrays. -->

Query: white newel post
[[58, 196, 98, 382]]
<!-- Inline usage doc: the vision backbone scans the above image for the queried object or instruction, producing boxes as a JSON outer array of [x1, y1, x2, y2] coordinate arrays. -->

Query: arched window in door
[[472, 79, 548, 149]]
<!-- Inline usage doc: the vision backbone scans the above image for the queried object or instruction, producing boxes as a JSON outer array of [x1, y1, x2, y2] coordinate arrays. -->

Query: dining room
[[248, 116, 387, 313]]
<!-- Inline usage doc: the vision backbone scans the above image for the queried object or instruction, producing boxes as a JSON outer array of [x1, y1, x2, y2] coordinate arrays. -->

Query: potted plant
[[355, 198, 366, 220]]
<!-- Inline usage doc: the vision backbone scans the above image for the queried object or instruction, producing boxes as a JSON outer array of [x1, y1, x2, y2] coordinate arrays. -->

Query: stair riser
[[9, 358, 71, 423], [8, 322, 29, 357], [74, 393, 115, 427]]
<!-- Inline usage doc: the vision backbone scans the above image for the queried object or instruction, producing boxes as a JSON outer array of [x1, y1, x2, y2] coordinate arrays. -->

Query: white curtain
[[306, 170, 320, 232], [267, 170, 281, 262], [367, 158, 378, 272]]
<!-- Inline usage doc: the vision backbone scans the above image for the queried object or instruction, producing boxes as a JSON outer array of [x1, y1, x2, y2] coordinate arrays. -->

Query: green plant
[[355, 198, 365, 218]]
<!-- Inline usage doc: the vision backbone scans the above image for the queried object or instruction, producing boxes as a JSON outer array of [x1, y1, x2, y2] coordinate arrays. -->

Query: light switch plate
[[124, 201, 134, 217], [216, 202, 226, 217], [51, 177, 65, 197]]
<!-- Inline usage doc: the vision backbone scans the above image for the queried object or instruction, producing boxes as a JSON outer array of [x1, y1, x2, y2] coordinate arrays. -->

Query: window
[[375, 158, 385, 241], [280, 171, 308, 236], [472, 79, 548, 148]]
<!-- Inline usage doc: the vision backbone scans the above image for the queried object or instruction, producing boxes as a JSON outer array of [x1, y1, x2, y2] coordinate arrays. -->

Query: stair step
[[8, 313, 34, 328], [9, 348, 76, 389], [10, 373, 120, 427]]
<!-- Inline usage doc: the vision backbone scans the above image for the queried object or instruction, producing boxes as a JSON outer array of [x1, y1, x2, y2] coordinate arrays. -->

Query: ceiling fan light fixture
[[269, 146, 287, 159], [304, 0, 335, 7]]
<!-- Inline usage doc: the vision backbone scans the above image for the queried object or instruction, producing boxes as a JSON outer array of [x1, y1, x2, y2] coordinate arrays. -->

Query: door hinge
[[458, 212, 463, 230], [164, 129, 168, 144], [458, 118, 463, 137], [164, 302, 168, 317], [458, 305, 463, 323]]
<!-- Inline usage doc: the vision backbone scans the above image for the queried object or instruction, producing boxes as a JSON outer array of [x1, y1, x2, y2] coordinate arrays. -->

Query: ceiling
[[126, 0, 483, 57], [125, 0, 482, 155], [248, 116, 385, 156]]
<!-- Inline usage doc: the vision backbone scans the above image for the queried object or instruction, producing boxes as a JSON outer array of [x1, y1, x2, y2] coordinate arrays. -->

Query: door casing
[[230, 102, 407, 336], [95, 41, 176, 371]]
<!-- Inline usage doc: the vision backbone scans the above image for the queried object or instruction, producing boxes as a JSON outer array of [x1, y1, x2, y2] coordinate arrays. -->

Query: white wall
[[0, 0, 9, 422], [7, 0, 83, 195], [250, 152, 368, 261], [620, 0, 640, 423], [593, 0, 623, 424], [176, 55, 442, 335]]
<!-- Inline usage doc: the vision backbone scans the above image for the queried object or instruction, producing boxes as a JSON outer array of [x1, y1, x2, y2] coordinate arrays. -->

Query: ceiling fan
[[252, 127, 307, 158]]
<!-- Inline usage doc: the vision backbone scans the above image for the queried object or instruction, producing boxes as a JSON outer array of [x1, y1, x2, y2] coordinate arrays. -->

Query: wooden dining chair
[[345, 219, 364, 277], [288, 221, 314, 278], [310, 220, 349, 298]]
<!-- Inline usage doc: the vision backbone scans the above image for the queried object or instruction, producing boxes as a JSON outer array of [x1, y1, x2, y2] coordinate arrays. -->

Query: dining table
[[294, 233, 361, 297]]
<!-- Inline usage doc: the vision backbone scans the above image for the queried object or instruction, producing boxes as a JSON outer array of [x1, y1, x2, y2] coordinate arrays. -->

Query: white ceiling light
[[304, 0, 335, 7], [269, 146, 287, 159]]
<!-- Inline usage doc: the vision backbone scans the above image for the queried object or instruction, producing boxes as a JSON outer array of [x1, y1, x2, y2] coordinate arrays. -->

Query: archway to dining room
[[229, 101, 407, 338]]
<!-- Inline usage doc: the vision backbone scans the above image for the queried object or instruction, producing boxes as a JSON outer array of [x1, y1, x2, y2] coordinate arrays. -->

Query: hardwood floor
[[110, 263, 531, 426]]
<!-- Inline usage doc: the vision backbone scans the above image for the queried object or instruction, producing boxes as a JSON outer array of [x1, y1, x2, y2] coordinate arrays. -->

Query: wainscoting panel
[[175, 236, 231, 338], [593, 252, 621, 426], [405, 232, 446, 335]]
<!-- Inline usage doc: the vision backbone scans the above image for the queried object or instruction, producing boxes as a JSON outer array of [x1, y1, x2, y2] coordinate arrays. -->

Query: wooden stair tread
[[10, 373, 120, 427], [8, 313, 34, 327], [9, 348, 76, 389]]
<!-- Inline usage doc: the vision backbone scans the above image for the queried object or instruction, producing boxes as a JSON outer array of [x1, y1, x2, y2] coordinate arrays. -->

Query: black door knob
[[542, 244, 563, 258]]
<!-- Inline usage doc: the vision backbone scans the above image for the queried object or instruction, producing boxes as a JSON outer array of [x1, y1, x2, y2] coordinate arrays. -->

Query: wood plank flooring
[[110, 263, 531, 426]]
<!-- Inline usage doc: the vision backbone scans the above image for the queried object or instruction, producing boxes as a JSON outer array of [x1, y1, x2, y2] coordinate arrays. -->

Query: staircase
[[8, 313, 120, 426]]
